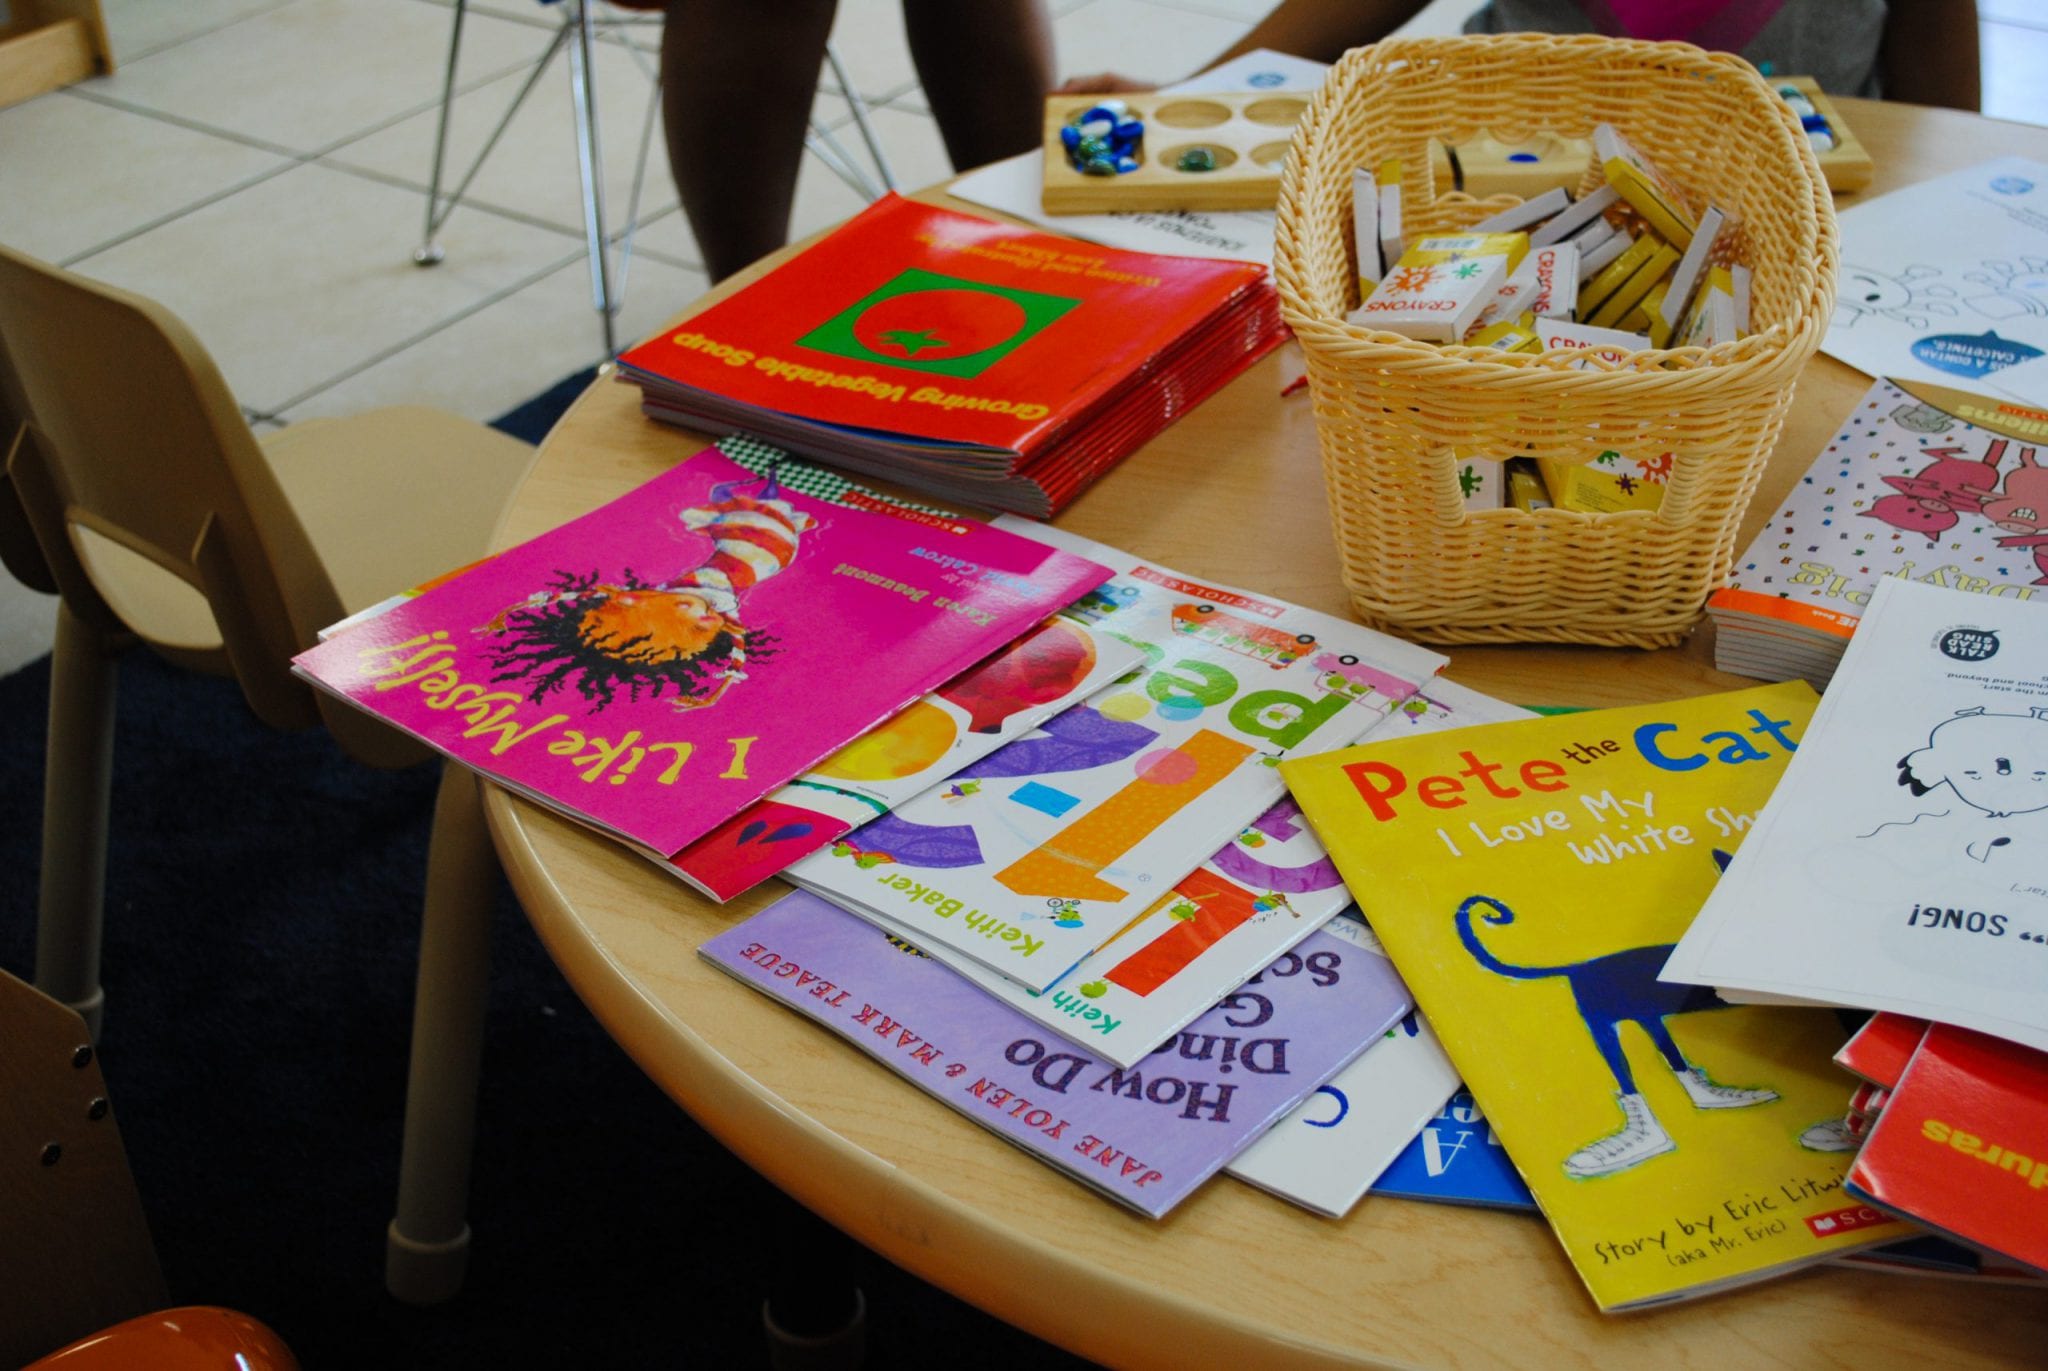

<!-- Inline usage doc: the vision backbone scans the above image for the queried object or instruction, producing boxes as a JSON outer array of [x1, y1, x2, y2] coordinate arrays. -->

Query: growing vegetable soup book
[[789, 521, 1446, 995], [614, 194, 1283, 516], [291, 450, 1111, 857], [1283, 684, 1908, 1311], [699, 887, 1413, 1218]]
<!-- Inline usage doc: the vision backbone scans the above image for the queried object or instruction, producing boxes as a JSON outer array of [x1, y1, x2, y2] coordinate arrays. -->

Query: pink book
[[292, 450, 1112, 856]]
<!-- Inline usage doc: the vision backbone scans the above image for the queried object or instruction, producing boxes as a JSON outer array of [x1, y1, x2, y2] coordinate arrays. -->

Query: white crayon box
[[1348, 233, 1526, 344]]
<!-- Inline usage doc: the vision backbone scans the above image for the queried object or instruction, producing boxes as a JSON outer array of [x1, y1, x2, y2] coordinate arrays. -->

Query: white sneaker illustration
[[1564, 1092, 1675, 1178], [1675, 1067, 1779, 1109], [1799, 1118, 1857, 1152]]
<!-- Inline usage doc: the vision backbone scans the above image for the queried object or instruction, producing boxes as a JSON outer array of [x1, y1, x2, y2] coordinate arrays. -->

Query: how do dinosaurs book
[[1665, 578, 2048, 1056], [1708, 377, 2048, 688], [1283, 683, 1907, 1311], [858, 680, 1528, 1070], [700, 887, 1413, 1218], [788, 521, 1446, 995], [614, 194, 1285, 517], [291, 449, 1110, 858]]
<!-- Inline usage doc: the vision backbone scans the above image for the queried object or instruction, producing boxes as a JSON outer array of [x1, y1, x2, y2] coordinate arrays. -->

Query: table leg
[[763, 1190, 867, 1371], [385, 763, 494, 1305]]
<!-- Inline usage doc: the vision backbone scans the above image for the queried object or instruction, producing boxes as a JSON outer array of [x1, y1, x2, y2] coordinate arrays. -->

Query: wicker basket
[[1274, 34, 1837, 648]]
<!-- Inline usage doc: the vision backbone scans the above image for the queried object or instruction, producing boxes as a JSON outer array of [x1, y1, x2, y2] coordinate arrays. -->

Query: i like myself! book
[[293, 450, 1111, 857], [1283, 684, 1908, 1311]]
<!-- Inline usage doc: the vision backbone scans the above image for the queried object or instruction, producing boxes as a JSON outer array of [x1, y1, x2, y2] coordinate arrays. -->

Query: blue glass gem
[[1115, 154, 1140, 174], [1060, 124, 1082, 151], [1113, 117, 1144, 145]]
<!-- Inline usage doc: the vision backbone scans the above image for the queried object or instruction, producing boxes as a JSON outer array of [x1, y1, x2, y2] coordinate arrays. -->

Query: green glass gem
[[1177, 147, 1218, 173]]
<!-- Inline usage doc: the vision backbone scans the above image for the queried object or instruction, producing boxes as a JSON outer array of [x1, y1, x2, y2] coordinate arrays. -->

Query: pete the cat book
[[291, 450, 1110, 857], [1283, 684, 1908, 1311]]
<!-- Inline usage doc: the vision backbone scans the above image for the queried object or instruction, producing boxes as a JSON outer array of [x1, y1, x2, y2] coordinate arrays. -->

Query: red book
[[1847, 1023, 2048, 1274], [617, 194, 1285, 517], [1837, 1013, 1931, 1089]]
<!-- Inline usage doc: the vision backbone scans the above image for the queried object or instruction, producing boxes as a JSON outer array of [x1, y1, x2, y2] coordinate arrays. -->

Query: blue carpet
[[0, 377, 1095, 1368]]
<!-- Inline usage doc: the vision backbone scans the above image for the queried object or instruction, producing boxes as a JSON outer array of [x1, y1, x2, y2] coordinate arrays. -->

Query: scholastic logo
[[1805, 1204, 1889, 1237]]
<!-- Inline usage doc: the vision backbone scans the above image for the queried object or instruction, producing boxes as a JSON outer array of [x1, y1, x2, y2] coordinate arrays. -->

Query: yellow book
[[1282, 683, 1911, 1312]]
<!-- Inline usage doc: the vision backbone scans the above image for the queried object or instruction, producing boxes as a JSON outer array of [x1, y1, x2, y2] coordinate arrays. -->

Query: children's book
[[1665, 578, 2048, 1055], [615, 194, 1286, 517], [1707, 377, 2048, 687], [789, 523, 1446, 994], [1847, 1023, 2048, 1275], [291, 449, 1111, 858], [1225, 936, 1469, 1218], [1837, 1014, 1931, 1089], [1370, 1087, 1538, 1211], [844, 682, 1526, 1067], [1283, 683, 1909, 1311], [699, 887, 1414, 1218], [665, 617, 1145, 901]]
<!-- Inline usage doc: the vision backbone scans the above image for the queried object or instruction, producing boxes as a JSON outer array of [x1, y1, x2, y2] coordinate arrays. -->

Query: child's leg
[[901, 0, 1054, 172]]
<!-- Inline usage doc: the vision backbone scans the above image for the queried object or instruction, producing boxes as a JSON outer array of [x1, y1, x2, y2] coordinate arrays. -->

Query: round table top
[[485, 96, 2048, 1369]]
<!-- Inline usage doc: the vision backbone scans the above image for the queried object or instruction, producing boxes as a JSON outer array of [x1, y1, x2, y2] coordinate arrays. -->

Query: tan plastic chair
[[0, 242, 536, 1305]]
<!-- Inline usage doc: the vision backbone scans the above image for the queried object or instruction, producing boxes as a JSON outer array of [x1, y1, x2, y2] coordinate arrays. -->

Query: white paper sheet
[[1822, 158, 2048, 411]]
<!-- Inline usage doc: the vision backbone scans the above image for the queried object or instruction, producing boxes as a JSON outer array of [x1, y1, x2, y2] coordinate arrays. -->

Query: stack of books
[[1665, 574, 2048, 1281], [1708, 376, 2048, 687], [615, 194, 1287, 518]]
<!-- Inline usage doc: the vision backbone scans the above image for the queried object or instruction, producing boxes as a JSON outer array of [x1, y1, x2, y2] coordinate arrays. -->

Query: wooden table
[[414, 99, 2048, 1366]]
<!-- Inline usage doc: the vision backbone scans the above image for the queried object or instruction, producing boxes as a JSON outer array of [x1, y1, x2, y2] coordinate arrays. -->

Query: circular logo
[[1990, 177, 2035, 195], [1247, 71, 1284, 88], [1938, 626, 2000, 662], [852, 288, 1027, 362]]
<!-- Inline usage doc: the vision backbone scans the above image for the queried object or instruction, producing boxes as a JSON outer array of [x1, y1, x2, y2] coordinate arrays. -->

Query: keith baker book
[[1283, 684, 1908, 1311], [700, 888, 1413, 1218], [614, 194, 1285, 517], [291, 450, 1110, 858]]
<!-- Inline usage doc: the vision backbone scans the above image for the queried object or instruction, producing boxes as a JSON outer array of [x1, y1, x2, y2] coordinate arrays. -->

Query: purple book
[[700, 888, 1414, 1217]]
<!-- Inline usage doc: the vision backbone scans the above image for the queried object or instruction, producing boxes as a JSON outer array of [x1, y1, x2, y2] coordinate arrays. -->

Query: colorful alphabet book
[[1666, 578, 2048, 1056], [1370, 1087, 1538, 1211], [665, 618, 1145, 901], [1708, 377, 2048, 687], [615, 194, 1286, 517], [788, 523, 1446, 994], [291, 449, 1110, 858], [1225, 920, 1467, 1218], [699, 887, 1413, 1218], [1847, 1023, 2048, 1275], [864, 682, 1525, 1068], [1283, 684, 1908, 1311]]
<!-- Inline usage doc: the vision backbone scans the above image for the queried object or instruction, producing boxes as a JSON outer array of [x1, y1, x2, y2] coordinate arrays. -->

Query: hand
[[1056, 72, 1154, 96]]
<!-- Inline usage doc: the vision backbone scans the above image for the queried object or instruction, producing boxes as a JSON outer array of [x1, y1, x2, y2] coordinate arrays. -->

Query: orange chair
[[0, 242, 536, 1304]]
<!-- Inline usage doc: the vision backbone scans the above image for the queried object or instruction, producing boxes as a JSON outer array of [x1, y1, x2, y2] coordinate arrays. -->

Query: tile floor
[[0, 0, 2043, 680]]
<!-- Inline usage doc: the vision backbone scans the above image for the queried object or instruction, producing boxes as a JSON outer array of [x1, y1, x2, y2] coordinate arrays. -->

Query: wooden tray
[[1776, 76, 1874, 192], [1040, 90, 1307, 214]]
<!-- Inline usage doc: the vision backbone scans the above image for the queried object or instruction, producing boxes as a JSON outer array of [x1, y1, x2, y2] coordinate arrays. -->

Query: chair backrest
[[0, 329, 60, 597], [0, 243, 347, 735], [0, 969, 167, 1367]]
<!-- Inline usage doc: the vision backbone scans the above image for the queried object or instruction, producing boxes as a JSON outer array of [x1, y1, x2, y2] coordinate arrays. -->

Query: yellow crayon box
[[1538, 449, 1671, 514]]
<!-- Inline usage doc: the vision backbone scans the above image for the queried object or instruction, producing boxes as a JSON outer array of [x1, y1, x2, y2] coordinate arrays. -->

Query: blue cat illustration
[[1454, 885, 1847, 1179]]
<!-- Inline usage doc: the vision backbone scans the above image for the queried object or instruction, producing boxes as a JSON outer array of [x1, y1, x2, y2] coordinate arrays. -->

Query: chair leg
[[385, 763, 495, 1306], [566, 0, 618, 356], [34, 602, 117, 1041]]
